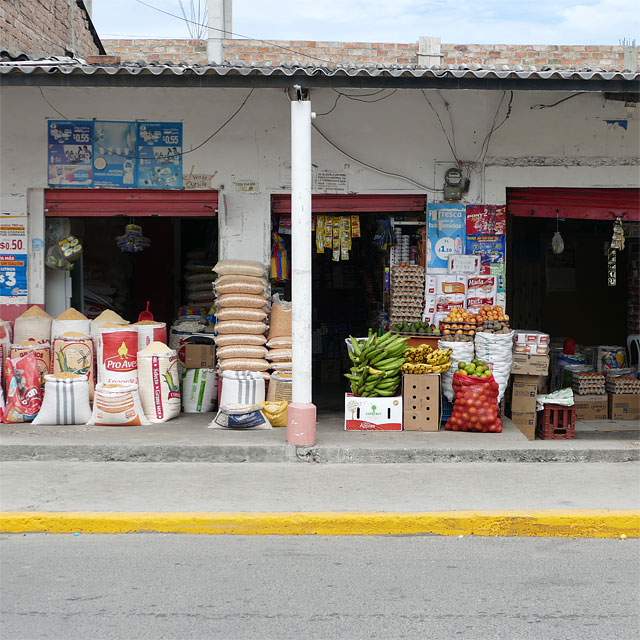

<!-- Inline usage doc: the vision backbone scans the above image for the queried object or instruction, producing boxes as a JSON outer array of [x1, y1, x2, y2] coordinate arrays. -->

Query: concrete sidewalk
[[1, 412, 638, 463]]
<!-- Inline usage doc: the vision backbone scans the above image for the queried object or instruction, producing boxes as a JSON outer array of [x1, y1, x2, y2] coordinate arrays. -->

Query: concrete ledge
[[1, 444, 638, 464], [1, 510, 639, 537]]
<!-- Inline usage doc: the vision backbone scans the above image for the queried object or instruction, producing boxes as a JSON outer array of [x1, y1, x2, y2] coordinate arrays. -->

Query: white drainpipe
[[287, 87, 316, 446], [207, 0, 232, 64]]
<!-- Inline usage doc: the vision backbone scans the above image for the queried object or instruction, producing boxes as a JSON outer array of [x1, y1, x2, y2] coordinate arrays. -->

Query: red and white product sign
[[466, 295, 497, 312], [466, 275, 497, 296], [99, 328, 138, 385], [436, 294, 466, 313]]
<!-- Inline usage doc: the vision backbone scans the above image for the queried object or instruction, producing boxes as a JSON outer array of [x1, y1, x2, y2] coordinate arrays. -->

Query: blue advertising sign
[[93, 121, 137, 187], [0, 254, 28, 297], [47, 120, 94, 186], [136, 122, 183, 189], [466, 234, 506, 288], [426, 203, 466, 272]]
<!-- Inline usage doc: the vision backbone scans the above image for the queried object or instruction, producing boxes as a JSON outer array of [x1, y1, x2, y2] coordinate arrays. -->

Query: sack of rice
[[266, 336, 292, 348], [181, 368, 217, 413], [266, 348, 293, 362], [216, 294, 268, 309], [90, 309, 129, 342], [87, 383, 150, 426], [214, 333, 267, 347], [215, 320, 267, 335], [51, 308, 91, 342], [266, 372, 292, 402], [214, 276, 269, 296], [133, 321, 167, 352], [219, 358, 270, 372], [96, 326, 138, 385], [209, 404, 272, 430], [13, 306, 52, 344], [2, 353, 42, 423], [271, 361, 293, 372], [219, 370, 265, 407], [261, 400, 288, 427], [217, 345, 268, 360], [213, 260, 267, 278], [215, 308, 268, 322], [169, 320, 205, 351], [137, 342, 181, 423], [52, 333, 95, 400], [10, 340, 51, 387], [267, 295, 292, 340], [32, 374, 91, 425]]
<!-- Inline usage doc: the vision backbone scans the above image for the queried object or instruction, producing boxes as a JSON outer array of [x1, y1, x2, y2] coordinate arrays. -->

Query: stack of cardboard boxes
[[509, 352, 550, 440]]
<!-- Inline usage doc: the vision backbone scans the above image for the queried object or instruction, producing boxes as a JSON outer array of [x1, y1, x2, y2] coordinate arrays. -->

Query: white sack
[[219, 370, 265, 408], [13, 315, 51, 344], [438, 339, 475, 402], [51, 318, 91, 342], [181, 368, 217, 413], [137, 343, 181, 423], [87, 383, 150, 426], [33, 375, 91, 425], [474, 330, 515, 402]]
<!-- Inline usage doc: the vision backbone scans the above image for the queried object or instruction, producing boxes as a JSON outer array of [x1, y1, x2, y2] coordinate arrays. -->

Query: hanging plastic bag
[[552, 231, 564, 255], [536, 388, 575, 411]]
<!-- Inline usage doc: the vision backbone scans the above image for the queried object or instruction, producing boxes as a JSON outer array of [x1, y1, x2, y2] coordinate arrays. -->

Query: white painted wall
[[0, 85, 638, 309]]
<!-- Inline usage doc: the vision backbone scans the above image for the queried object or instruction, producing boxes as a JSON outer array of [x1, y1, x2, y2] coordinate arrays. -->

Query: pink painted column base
[[286, 402, 317, 446]]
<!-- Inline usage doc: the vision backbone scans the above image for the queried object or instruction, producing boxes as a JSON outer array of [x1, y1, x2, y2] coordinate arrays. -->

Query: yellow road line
[[1, 510, 639, 537]]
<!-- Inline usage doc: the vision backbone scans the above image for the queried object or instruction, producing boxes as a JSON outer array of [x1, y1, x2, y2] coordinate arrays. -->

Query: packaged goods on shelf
[[606, 376, 640, 394], [466, 275, 497, 297], [514, 330, 550, 355], [435, 294, 466, 313], [571, 371, 606, 395], [32, 374, 91, 426]]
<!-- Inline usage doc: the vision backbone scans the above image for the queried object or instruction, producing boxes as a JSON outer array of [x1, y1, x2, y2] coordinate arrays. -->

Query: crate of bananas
[[345, 331, 408, 397], [400, 345, 452, 374]]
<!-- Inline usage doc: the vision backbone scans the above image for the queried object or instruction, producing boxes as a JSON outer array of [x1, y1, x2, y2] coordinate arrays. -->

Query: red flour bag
[[97, 326, 139, 385], [445, 372, 502, 433], [2, 353, 43, 423]]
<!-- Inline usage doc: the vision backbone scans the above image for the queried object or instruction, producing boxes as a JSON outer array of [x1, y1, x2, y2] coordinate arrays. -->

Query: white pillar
[[287, 90, 316, 446], [418, 36, 441, 66], [207, 0, 232, 64]]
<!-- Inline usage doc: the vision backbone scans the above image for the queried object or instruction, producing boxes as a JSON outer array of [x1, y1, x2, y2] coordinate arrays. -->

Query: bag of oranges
[[445, 369, 502, 433]]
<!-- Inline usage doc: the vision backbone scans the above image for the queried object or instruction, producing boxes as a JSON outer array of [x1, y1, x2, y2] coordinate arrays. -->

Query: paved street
[[1, 535, 638, 640]]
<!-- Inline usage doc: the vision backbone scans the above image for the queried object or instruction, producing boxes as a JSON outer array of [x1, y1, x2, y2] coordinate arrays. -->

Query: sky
[[92, 0, 639, 45]]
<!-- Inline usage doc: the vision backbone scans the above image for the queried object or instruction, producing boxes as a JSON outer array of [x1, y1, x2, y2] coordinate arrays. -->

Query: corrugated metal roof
[[1, 56, 638, 89]]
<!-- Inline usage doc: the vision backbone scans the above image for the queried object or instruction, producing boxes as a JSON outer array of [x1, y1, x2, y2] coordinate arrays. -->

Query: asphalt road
[[1, 535, 638, 640]]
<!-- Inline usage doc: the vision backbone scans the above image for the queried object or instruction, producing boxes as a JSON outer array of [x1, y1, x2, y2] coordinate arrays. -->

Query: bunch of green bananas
[[345, 332, 408, 397]]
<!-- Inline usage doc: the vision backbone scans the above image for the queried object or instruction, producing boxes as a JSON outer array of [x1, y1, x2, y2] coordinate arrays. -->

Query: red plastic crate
[[537, 403, 576, 440]]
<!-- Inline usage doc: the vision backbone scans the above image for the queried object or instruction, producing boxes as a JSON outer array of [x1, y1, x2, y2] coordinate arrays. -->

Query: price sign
[[0, 217, 28, 300]]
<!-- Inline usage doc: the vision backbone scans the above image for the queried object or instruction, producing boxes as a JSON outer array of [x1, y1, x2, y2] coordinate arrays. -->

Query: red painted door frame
[[45, 188, 218, 217], [507, 188, 640, 221], [271, 193, 427, 214]]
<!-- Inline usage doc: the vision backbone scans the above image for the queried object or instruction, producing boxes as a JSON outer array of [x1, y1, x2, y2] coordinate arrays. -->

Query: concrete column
[[418, 36, 442, 66], [287, 90, 316, 446], [207, 0, 232, 64]]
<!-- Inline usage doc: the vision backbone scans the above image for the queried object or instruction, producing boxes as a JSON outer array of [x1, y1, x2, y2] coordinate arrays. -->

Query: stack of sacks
[[266, 295, 292, 375], [213, 260, 270, 378], [185, 251, 216, 309]]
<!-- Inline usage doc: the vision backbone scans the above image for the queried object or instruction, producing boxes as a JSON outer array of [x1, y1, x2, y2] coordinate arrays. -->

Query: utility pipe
[[287, 88, 316, 446]]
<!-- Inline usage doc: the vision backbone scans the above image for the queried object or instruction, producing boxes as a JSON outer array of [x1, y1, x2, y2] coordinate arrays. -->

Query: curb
[[2, 510, 639, 537]]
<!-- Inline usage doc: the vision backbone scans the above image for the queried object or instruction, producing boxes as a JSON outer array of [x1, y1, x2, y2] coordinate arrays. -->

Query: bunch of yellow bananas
[[404, 344, 434, 363], [401, 361, 452, 374]]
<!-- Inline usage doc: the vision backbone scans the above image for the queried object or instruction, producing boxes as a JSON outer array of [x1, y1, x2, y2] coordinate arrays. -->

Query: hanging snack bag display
[[2, 353, 43, 423]]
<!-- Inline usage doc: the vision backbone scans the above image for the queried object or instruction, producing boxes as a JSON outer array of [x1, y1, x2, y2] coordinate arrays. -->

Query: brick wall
[[102, 37, 640, 71], [1, 0, 101, 59]]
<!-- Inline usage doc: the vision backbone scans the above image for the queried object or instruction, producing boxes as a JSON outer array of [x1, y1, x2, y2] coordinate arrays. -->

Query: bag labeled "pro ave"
[[97, 327, 138, 385]]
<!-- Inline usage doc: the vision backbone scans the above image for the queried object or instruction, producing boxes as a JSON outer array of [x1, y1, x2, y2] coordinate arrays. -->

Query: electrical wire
[[332, 88, 398, 102], [421, 89, 460, 165], [311, 122, 441, 193], [38, 87, 70, 119], [133, 0, 336, 65], [315, 93, 343, 117], [437, 90, 459, 161], [530, 92, 586, 110], [473, 90, 513, 167]]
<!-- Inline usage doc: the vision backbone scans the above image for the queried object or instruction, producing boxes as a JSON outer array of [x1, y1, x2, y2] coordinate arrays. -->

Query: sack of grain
[[219, 370, 265, 407], [137, 342, 180, 423], [219, 358, 270, 372], [133, 321, 167, 352], [169, 320, 205, 351], [266, 372, 292, 402], [261, 401, 288, 427], [267, 295, 292, 340], [90, 309, 129, 342], [13, 306, 52, 344], [52, 333, 95, 400], [10, 341, 51, 387], [96, 326, 138, 385], [270, 361, 293, 373], [266, 348, 293, 362], [0, 320, 11, 390], [51, 308, 91, 342], [216, 294, 268, 309], [213, 260, 267, 278], [266, 336, 292, 348], [210, 404, 272, 430], [87, 383, 150, 426], [217, 345, 268, 360], [2, 353, 42, 423], [214, 333, 267, 347], [181, 368, 217, 413], [32, 374, 91, 425], [214, 276, 269, 296], [215, 320, 267, 335], [215, 308, 267, 322]]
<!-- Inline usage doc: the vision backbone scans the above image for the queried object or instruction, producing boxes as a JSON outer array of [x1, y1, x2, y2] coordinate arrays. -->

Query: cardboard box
[[574, 394, 608, 420], [402, 374, 441, 431], [511, 375, 539, 413], [511, 410, 537, 441], [511, 353, 549, 376], [184, 343, 216, 369], [344, 394, 403, 431], [608, 393, 640, 420]]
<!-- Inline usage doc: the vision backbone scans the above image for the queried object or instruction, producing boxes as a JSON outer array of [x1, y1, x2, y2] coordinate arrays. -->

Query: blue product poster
[[466, 234, 506, 278], [136, 122, 182, 189], [426, 203, 466, 271], [47, 121, 93, 186], [93, 121, 137, 187], [0, 254, 28, 297]]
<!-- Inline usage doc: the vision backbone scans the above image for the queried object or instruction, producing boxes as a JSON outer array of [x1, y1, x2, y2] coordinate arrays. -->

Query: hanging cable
[[421, 89, 460, 165], [530, 92, 586, 110], [38, 87, 71, 119]]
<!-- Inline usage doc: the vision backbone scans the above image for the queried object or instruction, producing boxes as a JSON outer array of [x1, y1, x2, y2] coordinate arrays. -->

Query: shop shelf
[[536, 403, 576, 440]]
